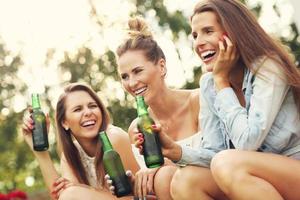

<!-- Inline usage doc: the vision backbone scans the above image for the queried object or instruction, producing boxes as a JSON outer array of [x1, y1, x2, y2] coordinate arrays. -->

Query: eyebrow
[[120, 66, 143, 76], [70, 101, 97, 110]]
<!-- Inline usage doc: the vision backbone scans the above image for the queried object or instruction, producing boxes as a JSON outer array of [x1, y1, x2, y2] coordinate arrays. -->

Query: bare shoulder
[[188, 89, 200, 123], [189, 88, 200, 105], [106, 125, 130, 146]]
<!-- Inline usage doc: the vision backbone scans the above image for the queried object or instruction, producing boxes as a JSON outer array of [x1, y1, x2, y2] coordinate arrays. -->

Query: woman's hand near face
[[213, 34, 239, 90], [22, 107, 50, 151]]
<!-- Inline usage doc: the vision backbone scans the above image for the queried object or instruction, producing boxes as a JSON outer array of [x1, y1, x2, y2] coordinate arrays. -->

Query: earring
[[64, 127, 69, 131]]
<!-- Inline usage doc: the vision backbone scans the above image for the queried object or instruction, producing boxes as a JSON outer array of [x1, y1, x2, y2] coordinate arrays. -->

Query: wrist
[[164, 143, 182, 162], [33, 150, 50, 159]]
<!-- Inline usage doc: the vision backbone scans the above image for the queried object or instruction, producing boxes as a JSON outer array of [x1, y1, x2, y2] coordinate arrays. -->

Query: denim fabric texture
[[177, 58, 300, 167]]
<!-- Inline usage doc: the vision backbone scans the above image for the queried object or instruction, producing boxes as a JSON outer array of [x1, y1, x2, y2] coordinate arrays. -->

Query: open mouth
[[201, 50, 216, 62], [81, 120, 96, 128], [134, 87, 147, 96]]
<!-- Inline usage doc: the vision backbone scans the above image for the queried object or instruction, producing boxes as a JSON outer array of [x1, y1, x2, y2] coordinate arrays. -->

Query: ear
[[158, 58, 167, 77], [61, 120, 69, 131]]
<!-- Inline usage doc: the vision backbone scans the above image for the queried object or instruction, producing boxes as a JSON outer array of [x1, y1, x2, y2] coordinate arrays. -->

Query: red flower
[[0, 193, 9, 200], [7, 190, 27, 200]]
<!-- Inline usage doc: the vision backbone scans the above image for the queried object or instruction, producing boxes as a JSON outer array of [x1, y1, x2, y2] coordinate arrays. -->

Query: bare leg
[[154, 165, 177, 200], [59, 185, 132, 200], [211, 150, 300, 200], [170, 166, 228, 200]]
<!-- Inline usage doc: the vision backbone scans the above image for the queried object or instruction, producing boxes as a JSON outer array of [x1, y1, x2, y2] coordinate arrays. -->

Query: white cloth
[[74, 140, 100, 188]]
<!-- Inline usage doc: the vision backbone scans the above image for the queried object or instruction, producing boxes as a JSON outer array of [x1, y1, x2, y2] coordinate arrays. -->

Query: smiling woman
[[114, 17, 201, 200], [22, 82, 139, 200]]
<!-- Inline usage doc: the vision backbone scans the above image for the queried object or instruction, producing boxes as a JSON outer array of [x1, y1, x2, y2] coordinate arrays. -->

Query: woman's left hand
[[213, 34, 239, 89], [51, 177, 75, 200]]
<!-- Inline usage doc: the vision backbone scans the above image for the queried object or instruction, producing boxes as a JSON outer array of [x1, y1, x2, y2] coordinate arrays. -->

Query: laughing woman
[[22, 83, 139, 200], [134, 0, 300, 199]]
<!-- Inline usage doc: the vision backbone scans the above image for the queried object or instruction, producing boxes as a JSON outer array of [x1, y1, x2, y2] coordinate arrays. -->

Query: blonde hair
[[117, 16, 165, 64]]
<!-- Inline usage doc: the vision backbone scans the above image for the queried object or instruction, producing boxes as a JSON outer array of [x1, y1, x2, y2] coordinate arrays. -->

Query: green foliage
[[1, 0, 300, 197]]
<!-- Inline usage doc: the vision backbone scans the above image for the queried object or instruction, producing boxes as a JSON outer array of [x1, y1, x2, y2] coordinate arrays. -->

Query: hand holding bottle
[[106, 169, 158, 200], [133, 124, 183, 162], [22, 107, 50, 152]]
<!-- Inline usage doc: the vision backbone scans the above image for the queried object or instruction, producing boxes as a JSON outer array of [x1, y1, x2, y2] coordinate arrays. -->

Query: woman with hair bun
[[115, 17, 201, 200]]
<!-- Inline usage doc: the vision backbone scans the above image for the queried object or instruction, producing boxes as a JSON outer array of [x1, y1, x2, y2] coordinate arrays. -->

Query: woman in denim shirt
[[135, 0, 300, 199]]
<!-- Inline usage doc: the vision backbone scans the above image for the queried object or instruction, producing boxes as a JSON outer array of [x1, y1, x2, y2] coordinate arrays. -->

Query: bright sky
[[0, 0, 296, 113]]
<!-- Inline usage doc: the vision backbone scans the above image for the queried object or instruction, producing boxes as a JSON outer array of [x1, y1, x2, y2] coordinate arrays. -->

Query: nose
[[83, 107, 93, 117], [194, 35, 206, 48], [128, 77, 138, 89]]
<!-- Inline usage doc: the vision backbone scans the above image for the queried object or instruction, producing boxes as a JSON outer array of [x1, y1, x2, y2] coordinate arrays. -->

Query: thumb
[[151, 123, 161, 133], [126, 170, 135, 185]]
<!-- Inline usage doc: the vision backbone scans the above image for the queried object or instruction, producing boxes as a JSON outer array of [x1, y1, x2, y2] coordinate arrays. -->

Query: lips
[[81, 120, 96, 127], [200, 50, 216, 62], [134, 86, 147, 96]]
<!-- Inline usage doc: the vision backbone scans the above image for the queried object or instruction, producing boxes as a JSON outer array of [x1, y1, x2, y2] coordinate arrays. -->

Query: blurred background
[[0, 0, 299, 199]]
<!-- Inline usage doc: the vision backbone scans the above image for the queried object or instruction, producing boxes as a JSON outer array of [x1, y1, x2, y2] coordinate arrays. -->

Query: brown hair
[[116, 16, 166, 64], [192, 0, 300, 113], [55, 83, 110, 186]]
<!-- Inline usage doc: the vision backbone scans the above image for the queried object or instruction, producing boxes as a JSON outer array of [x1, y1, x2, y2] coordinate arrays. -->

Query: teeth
[[201, 50, 216, 59], [82, 120, 95, 127], [134, 87, 147, 95]]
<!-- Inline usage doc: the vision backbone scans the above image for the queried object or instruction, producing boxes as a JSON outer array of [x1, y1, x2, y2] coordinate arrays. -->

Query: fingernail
[[138, 134, 143, 138], [139, 138, 143, 142], [151, 124, 156, 128]]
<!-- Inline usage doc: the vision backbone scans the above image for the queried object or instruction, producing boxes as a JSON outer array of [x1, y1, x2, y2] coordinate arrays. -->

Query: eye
[[192, 32, 197, 40], [73, 107, 81, 112], [134, 68, 143, 74], [121, 74, 129, 80], [205, 28, 213, 34], [89, 104, 98, 108]]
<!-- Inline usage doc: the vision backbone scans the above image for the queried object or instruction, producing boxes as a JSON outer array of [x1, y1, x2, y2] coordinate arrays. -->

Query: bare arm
[[60, 153, 80, 183], [22, 110, 59, 193], [108, 126, 140, 174]]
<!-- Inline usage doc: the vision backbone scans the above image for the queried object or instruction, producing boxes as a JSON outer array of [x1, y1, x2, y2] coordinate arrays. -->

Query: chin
[[204, 64, 214, 72]]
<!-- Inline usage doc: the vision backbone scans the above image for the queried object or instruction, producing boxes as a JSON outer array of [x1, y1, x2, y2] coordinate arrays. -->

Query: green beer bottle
[[31, 94, 49, 151], [136, 96, 164, 168], [99, 131, 132, 197]]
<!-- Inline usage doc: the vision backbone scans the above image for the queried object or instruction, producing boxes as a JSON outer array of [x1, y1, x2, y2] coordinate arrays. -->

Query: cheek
[[121, 81, 130, 92]]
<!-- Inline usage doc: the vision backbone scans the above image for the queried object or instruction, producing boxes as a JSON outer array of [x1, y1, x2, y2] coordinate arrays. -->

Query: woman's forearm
[[33, 151, 60, 192]]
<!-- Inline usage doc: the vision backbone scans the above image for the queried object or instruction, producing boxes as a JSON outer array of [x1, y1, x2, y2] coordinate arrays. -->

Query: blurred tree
[[1, 0, 298, 198], [0, 39, 29, 192]]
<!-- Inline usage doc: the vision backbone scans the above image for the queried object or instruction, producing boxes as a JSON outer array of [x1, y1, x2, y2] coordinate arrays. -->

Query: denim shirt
[[177, 58, 300, 167]]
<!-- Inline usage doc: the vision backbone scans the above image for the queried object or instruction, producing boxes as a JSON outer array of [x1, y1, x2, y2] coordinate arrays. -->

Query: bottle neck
[[31, 94, 41, 109], [99, 131, 113, 152], [136, 96, 148, 117]]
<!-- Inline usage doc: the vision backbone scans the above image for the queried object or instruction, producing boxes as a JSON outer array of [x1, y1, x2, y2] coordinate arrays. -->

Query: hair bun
[[127, 17, 153, 39]]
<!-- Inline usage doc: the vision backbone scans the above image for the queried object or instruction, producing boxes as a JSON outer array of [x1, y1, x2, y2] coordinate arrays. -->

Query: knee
[[211, 150, 249, 192], [170, 167, 205, 199], [154, 166, 176, 196], [58, 186, 80, 200], [154, 165, 176, 187]]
